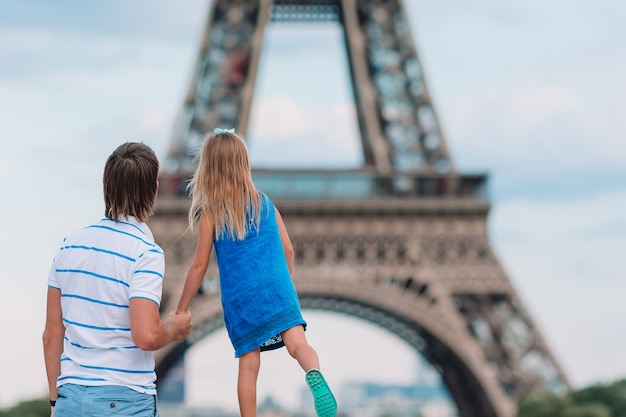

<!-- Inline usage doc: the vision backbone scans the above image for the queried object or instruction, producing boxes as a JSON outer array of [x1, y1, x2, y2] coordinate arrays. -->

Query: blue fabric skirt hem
[[233, 319, 306, 358]]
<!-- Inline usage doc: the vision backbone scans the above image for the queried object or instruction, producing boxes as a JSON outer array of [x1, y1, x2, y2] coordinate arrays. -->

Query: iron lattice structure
[[150, 1, 569, 416]]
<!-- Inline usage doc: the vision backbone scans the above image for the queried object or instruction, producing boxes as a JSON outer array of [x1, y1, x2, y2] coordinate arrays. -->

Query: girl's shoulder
[[259, 191, 272, 206], [258, 192, 275, 218]]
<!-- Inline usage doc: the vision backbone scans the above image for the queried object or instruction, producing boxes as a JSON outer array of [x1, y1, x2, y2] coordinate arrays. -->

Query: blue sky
[[1, 0, 625, 412]]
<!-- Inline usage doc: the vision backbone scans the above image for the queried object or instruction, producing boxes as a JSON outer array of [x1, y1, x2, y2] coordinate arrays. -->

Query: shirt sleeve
[[47, 258, 60, 289], [47, 238, 66, 290], [128, 246, 165, 306]]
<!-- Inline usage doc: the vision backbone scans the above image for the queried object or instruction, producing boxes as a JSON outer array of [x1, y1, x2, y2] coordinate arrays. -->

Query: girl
[[176, 128, 337, 417]]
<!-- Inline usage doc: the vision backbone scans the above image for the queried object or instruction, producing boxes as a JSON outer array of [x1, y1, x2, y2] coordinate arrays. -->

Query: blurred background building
[[150, 1, 569, 416]]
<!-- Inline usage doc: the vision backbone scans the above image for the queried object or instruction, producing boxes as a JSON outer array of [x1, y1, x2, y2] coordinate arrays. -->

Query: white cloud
[[0, 27, 51, 53], [507, 85, 582, 128], [247, 96, 362, 168], [442, 81, 626, 180], [406, 1, 626, 186], [249, 96, 318, 140]]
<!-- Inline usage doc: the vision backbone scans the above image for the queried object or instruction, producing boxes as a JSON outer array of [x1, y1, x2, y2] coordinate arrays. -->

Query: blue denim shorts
[[55, 384, 160, 417]]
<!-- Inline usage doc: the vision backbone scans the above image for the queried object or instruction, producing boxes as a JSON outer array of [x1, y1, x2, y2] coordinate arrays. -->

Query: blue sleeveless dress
[[214, 193, 306, 357]]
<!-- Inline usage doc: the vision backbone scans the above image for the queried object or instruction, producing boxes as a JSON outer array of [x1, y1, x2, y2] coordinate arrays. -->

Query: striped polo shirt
[[47, 216, 164, 395]]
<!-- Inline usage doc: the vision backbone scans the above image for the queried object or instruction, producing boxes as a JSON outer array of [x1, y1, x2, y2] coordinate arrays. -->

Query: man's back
[[49, 216, 164, 394]]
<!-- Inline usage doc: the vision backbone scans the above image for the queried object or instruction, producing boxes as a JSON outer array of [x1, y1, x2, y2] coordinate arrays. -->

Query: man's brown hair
[[103, 142, 159, 223]]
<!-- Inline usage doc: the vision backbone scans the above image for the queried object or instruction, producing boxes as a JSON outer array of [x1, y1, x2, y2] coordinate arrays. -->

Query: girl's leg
[[238, 348, 261, 417], [282, 326, 337, 417], [281, 325, 319, 371]]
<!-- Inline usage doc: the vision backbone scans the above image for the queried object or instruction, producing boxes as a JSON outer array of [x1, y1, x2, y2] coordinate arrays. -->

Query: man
[[43, 142, 191, 416]]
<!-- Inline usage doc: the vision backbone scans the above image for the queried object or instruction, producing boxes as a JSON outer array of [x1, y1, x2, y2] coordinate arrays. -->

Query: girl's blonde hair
[[187, 130, 261, 240]]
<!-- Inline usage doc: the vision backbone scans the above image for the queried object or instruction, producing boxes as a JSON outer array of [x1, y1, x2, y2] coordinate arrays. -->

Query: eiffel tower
[[149, 1, 569, 416]]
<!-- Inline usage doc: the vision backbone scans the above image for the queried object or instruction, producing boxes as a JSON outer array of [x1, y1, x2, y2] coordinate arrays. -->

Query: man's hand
[[130, 299, 191, 350], [167, 311, 192, 342]]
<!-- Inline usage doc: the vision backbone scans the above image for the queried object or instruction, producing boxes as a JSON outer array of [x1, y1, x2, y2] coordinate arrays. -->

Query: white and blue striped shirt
[[48, 216, 164, 395]]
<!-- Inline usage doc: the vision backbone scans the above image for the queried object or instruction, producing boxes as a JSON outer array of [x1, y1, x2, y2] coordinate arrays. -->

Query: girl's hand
[[167, 311, 192, 342]]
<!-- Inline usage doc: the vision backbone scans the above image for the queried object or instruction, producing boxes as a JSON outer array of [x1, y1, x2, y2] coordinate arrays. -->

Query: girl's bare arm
[[177, 211, 215, 313], [276, 208, 295, 274]]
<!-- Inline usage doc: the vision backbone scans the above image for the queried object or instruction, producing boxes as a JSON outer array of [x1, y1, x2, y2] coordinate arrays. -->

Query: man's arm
[[129, 298, 191, 351], [42, 287, 64, 413]]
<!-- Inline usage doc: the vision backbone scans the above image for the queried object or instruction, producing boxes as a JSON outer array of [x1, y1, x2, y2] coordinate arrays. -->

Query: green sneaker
[[305, 369, 337, 417]]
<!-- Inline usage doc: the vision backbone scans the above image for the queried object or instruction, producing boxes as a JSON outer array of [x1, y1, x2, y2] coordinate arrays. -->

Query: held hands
[[167, 311, 192, 342]]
